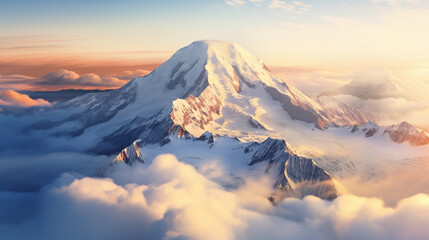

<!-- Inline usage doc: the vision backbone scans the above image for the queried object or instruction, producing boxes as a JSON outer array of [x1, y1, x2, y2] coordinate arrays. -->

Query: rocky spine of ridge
[[94, 139, 144, 177], [113, 140, 144, 165], [348, 122, 379, 138], [245, 138, 337, 204]]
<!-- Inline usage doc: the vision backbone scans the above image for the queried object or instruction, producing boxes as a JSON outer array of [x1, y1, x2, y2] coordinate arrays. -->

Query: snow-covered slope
[[18, 40, 429, 202], [104, 132, 339, 204], [28, 40, 373, 154]]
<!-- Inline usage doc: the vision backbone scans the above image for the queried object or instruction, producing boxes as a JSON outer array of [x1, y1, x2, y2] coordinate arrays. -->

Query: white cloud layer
[[332, 94, 429, 128], [1, 154, 429, 240], [35, 69, 139, 88], [274, 66, 429, 130], [0, 89, 50, 107], [0, 69, 150, 91]]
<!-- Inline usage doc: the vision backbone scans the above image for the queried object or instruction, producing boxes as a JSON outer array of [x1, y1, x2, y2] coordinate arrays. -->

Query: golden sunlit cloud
[[0, 69, 152, 91], [4, 154, 429, 239], [0, 89, 50, 107]]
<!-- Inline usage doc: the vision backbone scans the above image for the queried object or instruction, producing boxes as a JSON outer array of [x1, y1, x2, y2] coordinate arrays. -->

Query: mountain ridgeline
[[26, 40, 428, 202], [30, 40, 374, 154]]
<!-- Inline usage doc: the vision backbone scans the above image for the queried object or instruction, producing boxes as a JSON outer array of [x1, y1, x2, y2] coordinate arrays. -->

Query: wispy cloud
[[225, 0, 246, 6], [0, 45, 65, 50], [0, 35, 96, 51], [372, 0, 420, 6], [269, 0, 311, 13], [269, 0, 294, 10], [226, 0, 311, 13]]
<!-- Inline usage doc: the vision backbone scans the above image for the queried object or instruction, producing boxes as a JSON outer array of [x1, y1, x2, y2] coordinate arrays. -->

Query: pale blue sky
[[1, 0, 429, 70]]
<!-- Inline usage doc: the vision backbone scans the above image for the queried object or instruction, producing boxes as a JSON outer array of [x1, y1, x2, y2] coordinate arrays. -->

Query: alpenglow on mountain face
[[25, 40, 378, 202], [30, 40, 373, 153], [22, 40, 429, 203]]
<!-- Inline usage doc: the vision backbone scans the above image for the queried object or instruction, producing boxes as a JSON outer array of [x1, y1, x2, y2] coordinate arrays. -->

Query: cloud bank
[[320, 67, 407, 100], [1, 154, 429, 240], [0, 69, 150, 91], [325, 68, 429, 129], [273, 67, 429, 130], [36, 69, 125, 88], [0, 89, 49, 107]]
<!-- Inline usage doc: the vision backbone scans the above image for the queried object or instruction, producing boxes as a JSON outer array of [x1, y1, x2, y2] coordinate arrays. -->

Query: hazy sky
[[1, 0, 429, 76]]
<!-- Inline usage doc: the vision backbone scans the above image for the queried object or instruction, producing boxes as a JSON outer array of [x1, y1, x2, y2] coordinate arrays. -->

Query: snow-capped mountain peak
[[384, 121, 429, 145], [162, 40, 374, 136], [113, 140, 144, 165], [22, 40, 424, 205], [29, 40, 374, 155]]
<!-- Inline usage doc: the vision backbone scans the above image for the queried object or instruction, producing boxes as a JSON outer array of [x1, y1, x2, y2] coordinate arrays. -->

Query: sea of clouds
[[0, 69, 150, 108], [1, 65, 429, 239], [1, 153, 429, 240]]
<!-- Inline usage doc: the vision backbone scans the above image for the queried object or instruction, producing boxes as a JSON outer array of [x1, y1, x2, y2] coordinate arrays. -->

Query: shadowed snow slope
[[105, 133, 339, 203]]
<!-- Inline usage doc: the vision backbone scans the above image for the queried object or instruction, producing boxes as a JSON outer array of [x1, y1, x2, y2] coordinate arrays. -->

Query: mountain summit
[[30, 40, 373, 154], [25, 40, 410, 202], [167, 40, 372, 135]]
